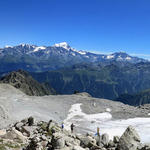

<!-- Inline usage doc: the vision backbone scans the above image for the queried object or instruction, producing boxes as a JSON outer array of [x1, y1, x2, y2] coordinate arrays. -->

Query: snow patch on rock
[[33, 46, 46, 52], [54, 42, 70, 50], [106, 55, 114, 59]]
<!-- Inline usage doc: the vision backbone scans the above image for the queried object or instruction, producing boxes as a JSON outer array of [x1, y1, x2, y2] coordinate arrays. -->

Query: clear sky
[[0, 0, 150, 59]]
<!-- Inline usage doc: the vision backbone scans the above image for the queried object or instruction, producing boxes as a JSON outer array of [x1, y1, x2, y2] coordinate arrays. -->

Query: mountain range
[[0, 42, 147, 72], [1, 42, 150, 106]]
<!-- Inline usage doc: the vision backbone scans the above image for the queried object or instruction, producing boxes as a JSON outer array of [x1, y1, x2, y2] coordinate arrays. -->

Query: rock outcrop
[[117, 125, 141, 150], [0, 117, 149, 150], [0, 70, 56, 96], [75, 92, 92, 97]]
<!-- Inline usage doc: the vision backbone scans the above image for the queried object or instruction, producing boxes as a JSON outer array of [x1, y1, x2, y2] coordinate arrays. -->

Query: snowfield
[[64, 103, 150, 143], [64, 103, 112, 130]]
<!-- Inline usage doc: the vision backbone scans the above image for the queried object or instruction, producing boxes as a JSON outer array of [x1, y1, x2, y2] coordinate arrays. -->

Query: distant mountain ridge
[[0, 42, 147, 72], [116, 89, 150, 106]]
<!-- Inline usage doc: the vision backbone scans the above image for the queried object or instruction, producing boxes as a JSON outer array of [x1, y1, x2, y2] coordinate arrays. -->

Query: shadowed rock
[[0, 70, 56, 96]]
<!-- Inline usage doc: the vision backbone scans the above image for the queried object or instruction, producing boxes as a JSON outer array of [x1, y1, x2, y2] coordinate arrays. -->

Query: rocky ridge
[[0, 70, 56, 96], [0, 116, 149, 150]]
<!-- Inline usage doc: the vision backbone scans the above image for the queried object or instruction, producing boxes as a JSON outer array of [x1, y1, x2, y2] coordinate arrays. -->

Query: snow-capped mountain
[[103, 52, 145, 63], [0, 42, 147, 72]]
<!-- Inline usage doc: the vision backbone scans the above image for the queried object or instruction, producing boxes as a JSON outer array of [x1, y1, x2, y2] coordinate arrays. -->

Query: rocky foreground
[[0, 117, 149, 150]]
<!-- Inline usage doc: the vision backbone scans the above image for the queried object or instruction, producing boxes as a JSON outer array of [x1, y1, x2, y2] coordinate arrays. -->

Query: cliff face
[[0, 70, 56, 96]]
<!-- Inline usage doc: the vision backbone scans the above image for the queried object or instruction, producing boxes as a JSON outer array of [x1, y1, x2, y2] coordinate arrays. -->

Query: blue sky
[[0, 0, 150, 59]]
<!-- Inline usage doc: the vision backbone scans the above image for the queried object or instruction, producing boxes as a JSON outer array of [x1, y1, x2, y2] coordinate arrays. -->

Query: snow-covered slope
[[65, 103, 150, 143]]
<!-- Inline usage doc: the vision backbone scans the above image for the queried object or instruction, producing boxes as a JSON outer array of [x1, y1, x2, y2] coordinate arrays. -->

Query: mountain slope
[[30, 62, 150, 102], [0, 70, 56, 96], [0, 42, 147, 72], [116, 89, 150, 106]]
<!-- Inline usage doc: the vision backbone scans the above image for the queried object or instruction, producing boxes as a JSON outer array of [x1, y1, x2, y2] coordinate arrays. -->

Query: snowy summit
[[54, 42, 71, 50]]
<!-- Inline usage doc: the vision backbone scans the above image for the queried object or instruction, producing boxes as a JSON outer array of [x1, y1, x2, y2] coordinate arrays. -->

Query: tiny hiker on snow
[[95, 127, 100, 136], [71, 123, 75, 133], [61, 122, 64, 131]]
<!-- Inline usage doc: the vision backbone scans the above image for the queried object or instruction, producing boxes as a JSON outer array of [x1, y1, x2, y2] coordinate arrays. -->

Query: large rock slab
[[51, 132, 65, 149], [1, 128, 27, 143], [0, 129, 6, 136], [79, 135, 96, 148], [101, 133, 109, 146], [22, 126, 37, 136], [117, 125, 140, 150]]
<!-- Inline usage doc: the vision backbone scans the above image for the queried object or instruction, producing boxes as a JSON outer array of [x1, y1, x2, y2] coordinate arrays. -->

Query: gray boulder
[[26, 138, 38, 150], [101, 133, 109, 146], [95, 135, 103, 147], [21, 118, 28, 124], [117, 125, 140, 150], [79, 135, 96, 148], [28, 116, 34, 126], [51, 132, 65, 149], [15, 122, 24, 131], [22, 126, 37, 136], [108, 139, 115, 148], [72, 145, 87, 150], [1, 128, 27, 143], [65, 136, 80, 146], [140, 143, 150, 150], [47, 120, 59, 133], [113, 136, 120, 143], [75, 92, 91, 97]]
